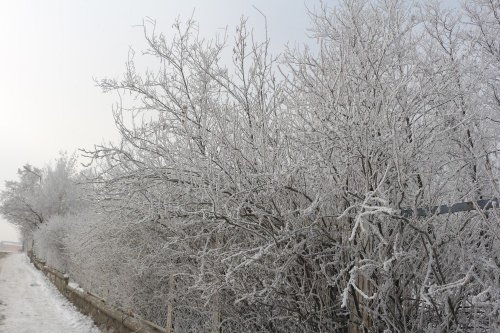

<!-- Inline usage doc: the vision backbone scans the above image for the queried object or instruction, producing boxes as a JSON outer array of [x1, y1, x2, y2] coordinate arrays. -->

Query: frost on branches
[[2, 0, 500, 332]]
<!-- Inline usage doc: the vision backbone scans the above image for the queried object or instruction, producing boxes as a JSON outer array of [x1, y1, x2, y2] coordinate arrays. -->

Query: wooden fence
[[28, 251, 166, 333]]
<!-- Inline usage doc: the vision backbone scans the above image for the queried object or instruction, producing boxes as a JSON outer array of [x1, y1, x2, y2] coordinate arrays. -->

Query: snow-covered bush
[[33, 215, 69, 272]]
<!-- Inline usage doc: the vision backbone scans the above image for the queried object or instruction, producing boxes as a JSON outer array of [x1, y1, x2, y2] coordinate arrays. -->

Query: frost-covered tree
[[280, 1, 500, 331], [1, 164, 44, 235], [78, 1, 500, 331], [0, 154, 85, 247], [8, 1, 499, 332]]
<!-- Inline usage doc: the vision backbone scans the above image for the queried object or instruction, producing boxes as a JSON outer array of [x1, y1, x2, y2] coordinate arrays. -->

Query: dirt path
[[0, 252, 8, 327]]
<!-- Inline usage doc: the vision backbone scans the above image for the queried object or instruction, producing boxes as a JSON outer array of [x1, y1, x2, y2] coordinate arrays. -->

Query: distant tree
[[1, 164, 44, 233], [0, 153, 84, 241]]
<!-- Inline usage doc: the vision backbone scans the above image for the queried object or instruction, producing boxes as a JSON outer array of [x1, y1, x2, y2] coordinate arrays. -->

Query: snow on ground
[[0, 253, 100, 333]]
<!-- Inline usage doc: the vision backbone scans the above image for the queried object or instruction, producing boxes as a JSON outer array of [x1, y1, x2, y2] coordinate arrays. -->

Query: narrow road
[[0, 253, 7, 327], [0, 253, 100, 333]]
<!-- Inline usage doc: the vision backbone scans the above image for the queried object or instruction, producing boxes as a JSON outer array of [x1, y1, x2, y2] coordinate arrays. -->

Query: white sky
[[0, 0, 460, 242]]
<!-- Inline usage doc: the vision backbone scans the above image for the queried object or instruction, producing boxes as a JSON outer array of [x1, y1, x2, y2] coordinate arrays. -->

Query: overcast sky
[[0, 0, 461, 243]]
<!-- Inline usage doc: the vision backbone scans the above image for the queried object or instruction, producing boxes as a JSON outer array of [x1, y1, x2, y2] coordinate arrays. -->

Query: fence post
[[212, 232, 221, 333], [211, 309, 220, 333], [165, 274, 174, 333]]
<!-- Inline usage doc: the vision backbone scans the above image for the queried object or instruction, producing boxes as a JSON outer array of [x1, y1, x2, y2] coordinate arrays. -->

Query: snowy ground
[[0, 253, 100, 333]]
